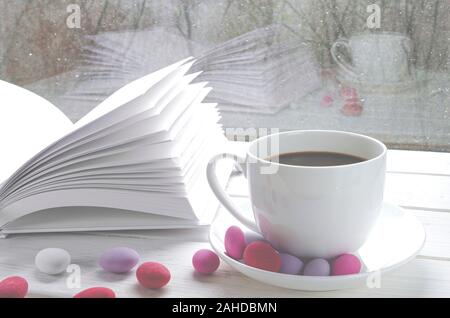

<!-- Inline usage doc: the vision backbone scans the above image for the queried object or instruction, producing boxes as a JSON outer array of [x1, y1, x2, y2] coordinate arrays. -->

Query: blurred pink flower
[[320, 94, 334, 107], [341, 102, 363, 117], [340, 86, 358, 99]]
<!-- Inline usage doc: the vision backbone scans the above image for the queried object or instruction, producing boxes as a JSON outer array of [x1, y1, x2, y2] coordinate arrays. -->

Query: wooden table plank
[[411, 210, 450, 260], [0, 231, 449, 298], [385, 173, 450, 211], [387, 149, 450, 176], [3, 199, 450, 298]]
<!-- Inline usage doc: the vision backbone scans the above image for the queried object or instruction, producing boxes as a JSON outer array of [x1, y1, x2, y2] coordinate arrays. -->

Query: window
[[1, 0, 449, 150]]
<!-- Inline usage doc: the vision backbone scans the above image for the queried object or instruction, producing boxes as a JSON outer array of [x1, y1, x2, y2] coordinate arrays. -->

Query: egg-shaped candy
[[0, 276, 28, 298], [303, 258, 330, 276], [99, 247, 140, 274], [331, 254, 361, 276], [279, 253, 304, 275], [225, 226, 246, 260], [244, 231, 265, 245], [35, 248, 71, 275], [192, 249, 220, 275], [243, 241, 281, 272], [136, 262, 171, 289], [74, 287, 116, 298]]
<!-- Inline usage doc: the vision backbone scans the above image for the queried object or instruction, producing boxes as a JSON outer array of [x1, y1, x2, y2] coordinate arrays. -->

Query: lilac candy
[[244, 231, 265, 245], [279, 253, 304, 275], [99, 247, 140, 274], [303, 258, 330, 276]]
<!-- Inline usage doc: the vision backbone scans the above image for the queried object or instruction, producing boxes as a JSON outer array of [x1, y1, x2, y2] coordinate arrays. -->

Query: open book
[[0, 58, 230, 236]]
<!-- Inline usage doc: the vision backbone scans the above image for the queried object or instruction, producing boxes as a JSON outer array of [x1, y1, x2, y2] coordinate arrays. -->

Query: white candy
[[35, 248, 71, 275]]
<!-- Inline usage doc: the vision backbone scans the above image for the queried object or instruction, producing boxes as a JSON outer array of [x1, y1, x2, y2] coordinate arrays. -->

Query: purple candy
[[99, 247, 140, 274], [279, 253, 304, 275], [192, 249, 220, 274], [244, 231, 265, 245], [303, 258, 330, 276]]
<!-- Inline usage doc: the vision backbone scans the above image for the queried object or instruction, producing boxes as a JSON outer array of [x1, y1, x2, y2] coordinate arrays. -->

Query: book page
[[1, 59, 194, 194], [0, 80, 73, 185], [2, 84, 211, 198], [2, 206, 206, 234], [0, 188, 197, 228], [3, 114, 221, 206], [74, 57, 194, 128], [0, 58, 230, 232], [9, 72, 200, 195]]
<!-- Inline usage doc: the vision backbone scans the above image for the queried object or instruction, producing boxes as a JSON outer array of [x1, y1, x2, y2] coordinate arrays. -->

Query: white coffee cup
[[207, 130, 387, 258], [331, 32, 413, 83]]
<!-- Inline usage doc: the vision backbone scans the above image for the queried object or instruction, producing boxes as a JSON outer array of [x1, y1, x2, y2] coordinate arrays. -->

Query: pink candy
[[243, 241, 281, 272], [136, 262, 171, 289], [331, 254, 362, 276], [0, 276, 28, 298], [225, 226, 246, 260], [74, 287, 116, 298], [192, 249, 220, 275]]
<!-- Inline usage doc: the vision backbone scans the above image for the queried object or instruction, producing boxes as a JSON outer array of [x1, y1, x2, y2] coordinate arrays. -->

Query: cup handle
[[331, 39, 358, 77], [207, 153, 259, 233]]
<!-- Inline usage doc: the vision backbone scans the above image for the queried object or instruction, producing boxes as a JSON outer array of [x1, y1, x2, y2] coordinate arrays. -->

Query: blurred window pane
[[1, 0, 449, 151]]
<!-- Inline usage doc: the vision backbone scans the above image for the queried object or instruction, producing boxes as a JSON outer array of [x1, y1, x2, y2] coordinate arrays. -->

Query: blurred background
[[0, 0, 449, 150]]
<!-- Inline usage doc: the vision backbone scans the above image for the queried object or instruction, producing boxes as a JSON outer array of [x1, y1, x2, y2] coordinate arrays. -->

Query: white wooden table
[[0, 146, 449, 297]]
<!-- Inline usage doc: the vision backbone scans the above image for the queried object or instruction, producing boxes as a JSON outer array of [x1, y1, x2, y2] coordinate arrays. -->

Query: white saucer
[[209, 202, 425, 291]]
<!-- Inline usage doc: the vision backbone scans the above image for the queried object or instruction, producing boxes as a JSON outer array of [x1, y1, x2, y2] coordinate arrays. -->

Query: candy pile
[[224, 225, 362, 276], [0, 245, 221, 298], [0, 246, 174, 298], [0, 224, 362, 298], [340, 87, 363, 117], [320, 86, 364, 117]]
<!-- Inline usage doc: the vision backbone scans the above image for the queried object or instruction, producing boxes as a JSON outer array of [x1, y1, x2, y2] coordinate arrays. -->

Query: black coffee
[[268, 151, 365, 167]]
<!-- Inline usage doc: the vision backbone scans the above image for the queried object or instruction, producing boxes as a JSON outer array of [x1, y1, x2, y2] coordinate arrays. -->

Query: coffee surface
[[268, 151, 365, 167]]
